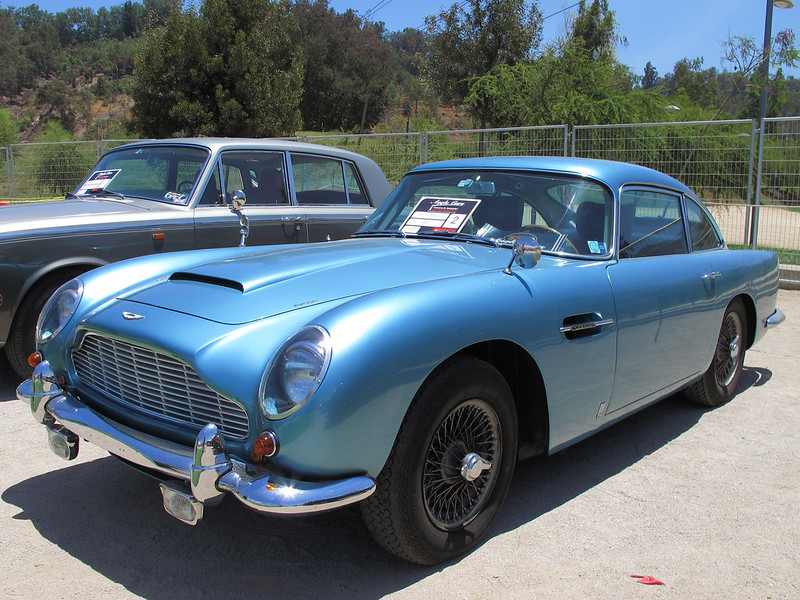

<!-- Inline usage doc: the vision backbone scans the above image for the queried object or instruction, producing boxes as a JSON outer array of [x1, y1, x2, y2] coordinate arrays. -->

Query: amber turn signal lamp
[[153, 233, 166, 240], [251, 431, 279, 461], [28, 352, 43, 368]]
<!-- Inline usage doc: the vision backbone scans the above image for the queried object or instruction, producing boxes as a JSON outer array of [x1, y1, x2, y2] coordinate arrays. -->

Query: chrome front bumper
[[17, 361, 375, 524]]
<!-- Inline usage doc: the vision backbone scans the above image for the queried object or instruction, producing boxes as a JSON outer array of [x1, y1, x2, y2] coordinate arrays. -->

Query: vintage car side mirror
[[229, 189, 250, 247], [504, 236, 542, 274]]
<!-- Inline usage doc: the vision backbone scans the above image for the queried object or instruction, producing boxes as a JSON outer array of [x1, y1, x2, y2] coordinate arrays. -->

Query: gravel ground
[[1, 290, 798, 600]]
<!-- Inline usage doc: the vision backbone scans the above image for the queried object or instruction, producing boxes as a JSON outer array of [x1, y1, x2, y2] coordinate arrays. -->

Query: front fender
[[267, 269, 558, 478]]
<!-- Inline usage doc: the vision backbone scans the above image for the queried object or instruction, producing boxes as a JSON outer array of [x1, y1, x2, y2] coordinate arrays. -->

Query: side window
[[291, 154, 368, 205], [219, 151, 287, 206], [685, 197, 723, 251], [619, 189, 688, 259]]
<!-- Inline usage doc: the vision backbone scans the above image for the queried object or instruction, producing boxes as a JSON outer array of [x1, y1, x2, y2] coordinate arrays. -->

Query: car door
[[194, 150, 309, 248], [605, 187, 720, 414], [289, 153, 373, 242]]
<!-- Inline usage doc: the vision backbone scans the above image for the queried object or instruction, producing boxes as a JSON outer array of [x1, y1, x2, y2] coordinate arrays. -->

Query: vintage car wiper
[[413, 230, 500, 247], [352, 229, 407, 238], [79, 189, 127, 201]]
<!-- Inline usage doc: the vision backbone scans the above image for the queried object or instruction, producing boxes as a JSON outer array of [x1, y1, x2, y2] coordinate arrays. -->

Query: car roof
[[112, 137, 372, 162], [409, 156, 694, 197]]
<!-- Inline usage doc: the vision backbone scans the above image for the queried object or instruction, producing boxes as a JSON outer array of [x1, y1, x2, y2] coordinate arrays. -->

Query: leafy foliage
[[290, 0, 393, 131], [128, 0, 303, 137], [423, 0, 543, 106]]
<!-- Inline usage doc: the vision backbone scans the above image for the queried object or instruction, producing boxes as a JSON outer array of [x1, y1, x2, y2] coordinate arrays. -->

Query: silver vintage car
[[0, 138, 392, 378]]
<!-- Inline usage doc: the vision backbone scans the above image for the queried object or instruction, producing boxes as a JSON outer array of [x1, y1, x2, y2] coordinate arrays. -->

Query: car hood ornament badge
[[122, 312, 145, 320]]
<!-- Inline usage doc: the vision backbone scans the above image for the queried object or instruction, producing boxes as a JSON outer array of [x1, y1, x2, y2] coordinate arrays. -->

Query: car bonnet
[[120, 238, 505, 325]]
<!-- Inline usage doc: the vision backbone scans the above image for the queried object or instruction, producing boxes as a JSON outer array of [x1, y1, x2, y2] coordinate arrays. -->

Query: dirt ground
[[1, 290, 798, 600]]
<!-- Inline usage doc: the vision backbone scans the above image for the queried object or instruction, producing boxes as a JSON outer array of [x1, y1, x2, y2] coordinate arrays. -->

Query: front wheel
[[361, 356, 518, 565], [684, 298, 747, 407]]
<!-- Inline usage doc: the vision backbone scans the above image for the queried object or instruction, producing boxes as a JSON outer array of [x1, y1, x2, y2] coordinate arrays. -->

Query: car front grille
[[72, 334, 249, 440]]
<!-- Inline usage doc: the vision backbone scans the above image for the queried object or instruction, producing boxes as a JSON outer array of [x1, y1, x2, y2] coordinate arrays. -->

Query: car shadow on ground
[[2, 366, 767, 600], [0, 353, 22, 400]]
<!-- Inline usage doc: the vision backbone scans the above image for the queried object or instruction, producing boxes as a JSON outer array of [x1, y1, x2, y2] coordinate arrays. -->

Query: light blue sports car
[[19, 157, 784, 564]]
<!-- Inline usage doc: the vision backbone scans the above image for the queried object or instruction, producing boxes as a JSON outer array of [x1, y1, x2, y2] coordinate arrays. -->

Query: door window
[[619, 189, 688, 258], [291, 154, 368, 205], [219, 151, 288, 205]]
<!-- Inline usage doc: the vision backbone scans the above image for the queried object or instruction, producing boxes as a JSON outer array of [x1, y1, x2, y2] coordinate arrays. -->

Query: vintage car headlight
[[261, 326, 331, 419], [37, 278, 83, 344]]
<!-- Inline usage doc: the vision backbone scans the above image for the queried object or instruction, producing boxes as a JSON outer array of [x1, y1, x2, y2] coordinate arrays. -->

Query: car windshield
[[74, 145, 211, 205], [359, 169, 614, 257]]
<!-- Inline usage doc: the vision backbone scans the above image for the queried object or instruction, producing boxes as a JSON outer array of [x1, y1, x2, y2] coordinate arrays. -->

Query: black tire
[[5, 269, 86, 380], [684, 298, 747, 407], [361, 356, 518, 565]]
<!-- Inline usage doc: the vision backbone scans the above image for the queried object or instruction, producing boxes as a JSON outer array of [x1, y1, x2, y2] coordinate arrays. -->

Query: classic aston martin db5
[[19, 157, 783, 565], [0, 138, 391, 378]]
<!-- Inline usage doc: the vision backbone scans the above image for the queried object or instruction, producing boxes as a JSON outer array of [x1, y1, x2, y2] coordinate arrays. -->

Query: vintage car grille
[[72, 334, 249, 440]]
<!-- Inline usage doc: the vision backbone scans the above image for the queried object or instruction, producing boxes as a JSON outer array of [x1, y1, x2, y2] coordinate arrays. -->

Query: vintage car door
[[605, 187, 721, 414], [194, 150, 309, 248], [288, 153, 374, 242]]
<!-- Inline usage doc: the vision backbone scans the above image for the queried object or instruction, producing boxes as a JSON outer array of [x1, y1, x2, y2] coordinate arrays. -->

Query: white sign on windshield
[[77, 169, 121, 195], [400, 197, 481, 234]]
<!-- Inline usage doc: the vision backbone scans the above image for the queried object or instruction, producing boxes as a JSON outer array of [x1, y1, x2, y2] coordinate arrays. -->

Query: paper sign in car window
[[77, 169, 121, 195], [400, 197, 481, 234]]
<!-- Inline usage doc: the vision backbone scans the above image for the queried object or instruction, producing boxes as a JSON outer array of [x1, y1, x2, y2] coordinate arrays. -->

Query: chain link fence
[[2, 121, 798, 283]]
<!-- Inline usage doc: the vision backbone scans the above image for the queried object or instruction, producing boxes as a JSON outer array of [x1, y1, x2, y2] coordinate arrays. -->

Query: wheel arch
[[16, 259, 107, 314], [455, 340, 549, 461], [731, 292, 756, 350]]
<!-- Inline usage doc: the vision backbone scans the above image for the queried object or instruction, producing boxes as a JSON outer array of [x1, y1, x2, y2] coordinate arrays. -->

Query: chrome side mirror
[[229, 190, 249, 248], [230, 189, 247, 211], [504, 236, 541, 274]]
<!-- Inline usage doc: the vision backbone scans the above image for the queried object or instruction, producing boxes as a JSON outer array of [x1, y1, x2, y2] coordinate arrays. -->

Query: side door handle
[[561, 313, 614, 339], [702, 271, 722, 281]]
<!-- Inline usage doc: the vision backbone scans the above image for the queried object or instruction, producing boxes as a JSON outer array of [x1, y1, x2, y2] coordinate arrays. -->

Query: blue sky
[[8, 0, 800, 78]]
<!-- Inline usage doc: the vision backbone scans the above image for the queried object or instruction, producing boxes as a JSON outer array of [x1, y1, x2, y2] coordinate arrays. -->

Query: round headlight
[[261, 326, 331, 419], [37, 278, 83, 344]]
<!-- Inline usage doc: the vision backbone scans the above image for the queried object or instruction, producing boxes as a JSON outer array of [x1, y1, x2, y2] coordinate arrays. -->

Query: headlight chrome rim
[[261, 325, 331, 419], [37, 278, 83, 344]]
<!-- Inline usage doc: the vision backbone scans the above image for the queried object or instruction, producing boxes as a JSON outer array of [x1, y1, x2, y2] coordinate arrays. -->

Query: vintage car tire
[[684, 298, 747, 407], [361, 356, 518, 565], [5, 268, 86, 379]]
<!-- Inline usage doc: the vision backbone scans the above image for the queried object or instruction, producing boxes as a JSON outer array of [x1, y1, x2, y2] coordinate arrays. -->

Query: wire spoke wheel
[[361, 356, 517, 565], [714, 311, 742, 388], [423, 399, 501, 530]]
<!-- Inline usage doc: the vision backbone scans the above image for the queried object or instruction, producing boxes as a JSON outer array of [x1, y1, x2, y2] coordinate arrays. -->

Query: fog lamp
[[47, 426, 79, 460], [159, 482, 204, 525]]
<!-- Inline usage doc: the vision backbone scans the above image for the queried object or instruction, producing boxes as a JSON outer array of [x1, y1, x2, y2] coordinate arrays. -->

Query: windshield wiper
[[79, 189, 127, 200], [413, 230, 500, 247], [352, 229, 407, 238]]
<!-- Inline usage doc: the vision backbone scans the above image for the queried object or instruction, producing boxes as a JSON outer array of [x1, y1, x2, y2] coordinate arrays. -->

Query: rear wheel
[[361, 356, 518, 565], [685, 298, 747, 407]]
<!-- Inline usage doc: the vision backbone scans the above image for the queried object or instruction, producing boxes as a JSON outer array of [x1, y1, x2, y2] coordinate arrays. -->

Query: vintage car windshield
[[360, 169, 614, 256], [74, 145, 211, 205]]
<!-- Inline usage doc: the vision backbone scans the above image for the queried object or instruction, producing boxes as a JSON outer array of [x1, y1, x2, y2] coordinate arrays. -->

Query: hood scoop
[[170, 272, 244, 293]]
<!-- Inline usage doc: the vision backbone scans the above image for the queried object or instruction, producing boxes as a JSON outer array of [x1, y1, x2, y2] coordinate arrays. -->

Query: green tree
[[34, 121, 86, 196], [290, 0, 393, 131], [0, 107, 16, 147], [568, 0, 618, 60], [129, 0, 303, 138], [641, 61, 658, 89], [423, 0, 543, 106]]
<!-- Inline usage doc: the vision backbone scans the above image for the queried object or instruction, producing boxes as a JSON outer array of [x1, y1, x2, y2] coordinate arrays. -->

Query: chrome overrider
[[17, 360, 375, 524]]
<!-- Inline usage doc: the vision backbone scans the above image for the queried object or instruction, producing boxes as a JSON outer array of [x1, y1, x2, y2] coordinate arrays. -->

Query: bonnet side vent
[[170, 272, 245, 293]]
